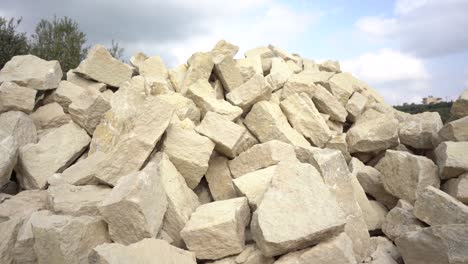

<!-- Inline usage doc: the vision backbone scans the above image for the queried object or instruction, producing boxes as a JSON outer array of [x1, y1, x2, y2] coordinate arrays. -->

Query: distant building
[[422, 96, 443, 105]]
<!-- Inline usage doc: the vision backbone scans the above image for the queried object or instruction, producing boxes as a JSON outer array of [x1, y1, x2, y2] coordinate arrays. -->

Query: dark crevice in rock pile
[[0, 40, 467, 264]]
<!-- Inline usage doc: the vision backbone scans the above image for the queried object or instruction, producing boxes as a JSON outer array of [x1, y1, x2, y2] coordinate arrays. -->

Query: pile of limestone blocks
[[0, 40, 468, 264]]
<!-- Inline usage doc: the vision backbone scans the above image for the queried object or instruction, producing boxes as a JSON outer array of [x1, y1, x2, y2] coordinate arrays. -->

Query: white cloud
[[355, 0, 468, 58]]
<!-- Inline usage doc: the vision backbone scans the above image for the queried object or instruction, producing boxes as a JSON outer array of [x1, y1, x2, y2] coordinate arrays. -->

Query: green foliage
[[0, 17, 29, 68], [108, 39, 124, 61], [29, 16, 88, 74], [394, 101, 453, 123]]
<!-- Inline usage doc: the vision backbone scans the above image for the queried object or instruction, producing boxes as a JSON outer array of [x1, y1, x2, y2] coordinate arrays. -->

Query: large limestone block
[[228, 140, 297, 178], [75, 45, 132, 87], [66, 70, 107, 92], [274, 233, 357, 264], [381, 200, 425, 241], [367, 200, 388, 230], [13, 210, 53, 264], [364, 237, 401, 264], [312, 149, 370, 261], [17, 122, 90, 189], [435, 141, 468, 179], [32, 214, 111, 264], [0, 217, 23, 264], [194, 178, 214, 204], [451, 89, 468, 118], [0, 111, 37, 147], [99, 162, 168, 245], [0, 136, 17, 187], [0, 55, 62, 90], [244, 46, 275, 73], [206, 154, 237, 201], [48, 184, 111, 216], [236, 56, 263, 82], [0, 190, 49, 221], [212, 40, 239, 58], [280, 93, 332, 147], [226, 74, 272, 112], [349, 158, 398, 209], [281, 72, 319, 99], [187, 79, 243, 121], [30, 103, 71, 130], [214, 55, 243, 92], [325, 72, 359, 105], [47, 80, 87, 112], [93, 97, 174, 186], [414, 186, 468, 225], [139, 55, 168, 80], [346, 91, 367, 122], [162, 124, 215, 189], [181, 197, 251, 260], [347, 109, 399, 153], [0, 82, 36, 114], [129, 52, 148, 71], [245, 101, 310, 148], [326, 133, 352, 162], [439, 116, 468, 142], [206, 244, 274, 264], [442, 172, 468, 204], [312, 84, 348, 122], [251, 161, 346, 257], [157, 92, 201, 123], [169, 64, 188, 93], [68, 88, 111, 134], [152, 153, 200, 247], [395, 224, 468, 264], [232, 165, 276, 210], [266, 57, 293, 91], [89, 238, 196, 264], [195, 112, 247, 158], [399, 112, 443, 149], [268, 44, 300, 64], [182, 52, 214, 95], [48, 151, 105, 186], [375, 150, 440, 203]]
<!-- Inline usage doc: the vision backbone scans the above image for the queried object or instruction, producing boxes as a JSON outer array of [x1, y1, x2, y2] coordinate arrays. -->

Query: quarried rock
[[346, 91, 367, 122], [181, 197, 250, 260], [226, 74, 272, 112], [451, 89, 468, 118], [232, 165, 276, 210], [182, 52, 214, 95], [0, 136, 17, 188], [0, 190, 49, 222], [399, 112, 443, 149], [30, 103, 71, 131], [68, 88, 111, 134], [0, 217, 23, 264], [214, 55, 243, 92], [375, 150, 440, 203], [0, 82, 36, 114], [438, 116, 468, 142], [205, 154, 237, 201], [442, 172, 468, 204], [66, 70, 107, 92], [312, 84, 348, 122], [48, 184, 111, 216], [435, 141, 468, 179], [381, 200, 425, 241], [0, 111, 37, 147], [0, 55, 62, 90]]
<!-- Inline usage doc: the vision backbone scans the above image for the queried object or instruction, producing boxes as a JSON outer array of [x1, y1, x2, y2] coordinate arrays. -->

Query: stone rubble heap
[[0, 41, 468, 264]]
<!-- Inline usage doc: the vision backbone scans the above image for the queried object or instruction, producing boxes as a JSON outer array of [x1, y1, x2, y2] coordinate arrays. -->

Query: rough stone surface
[[346, 91, 367, 122], [0, 190, 49, 222], [396, 224, 468, 264], [435, 141, 468, 179], [48, 151, 105, 186], [442, 172, 468, 204], [347, 109, 399, 153], [139, 55, 168, 80], [326, 133, 352, 162], [157, 92, 201, 124], [16, 122, 90, 189], [89, 238, 197, 264], [212, 40, 239, 58], [281, 72, 318, 99], [313, 149, 370, 261], [30, 103, 71, 131], [245, 101, 310, 148], [381, 200, 425, 241], [0, 136, 17, 188], [152, 152, 200, 247], [0, 111, 37, 148], [266, 57, 292, 91], [66, 70, 107, 92], [75, 45, 132, 87], [375, 150, 440, 204], [48, 184, 111, 216], [233, 165, 276, 210], [364, 237, 401, 264], [226, 74, 272, 112], [244, 46, 275, 73], [399, 112, 443, 149], [214, 55, 243, 92], [438, 116, 468, 142], [182, 52, 214, 95], [68, 88, 111, 134], [181, 197, 251, 260], [195, 112, 247, 158], [0, 82, 36, 114], [163, 124, 215, 189], [228, 140, 297, 178], [414, 186, 468, 225], [206, 154, 237, 201], [280, 93, 332, 147], [251, 161, 346, 257], [206, 244, 274, 264], [99, 162, 168, 245], [47, 80, 87, 112], [451, 89, 468, 118], [312, 84, 348, 122], [0, 55, 62, 90], [0, 217, 23, 264], [274, 233, 357, 264], [32, 214, 111, 264]]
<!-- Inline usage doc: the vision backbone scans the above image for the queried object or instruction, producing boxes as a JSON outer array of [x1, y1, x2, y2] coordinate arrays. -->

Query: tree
[[108, 39, 124, 61], [30, 16, 88, 74], [0, 17, 29, 69]]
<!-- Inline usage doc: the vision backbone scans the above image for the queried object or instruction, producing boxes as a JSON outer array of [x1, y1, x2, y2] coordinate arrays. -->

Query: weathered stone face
[[0, 82, 37, 114], [435, 141, 468, 179]]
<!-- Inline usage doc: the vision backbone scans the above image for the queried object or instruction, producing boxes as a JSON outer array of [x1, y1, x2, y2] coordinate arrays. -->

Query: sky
[[1, 0, 468, 105]]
